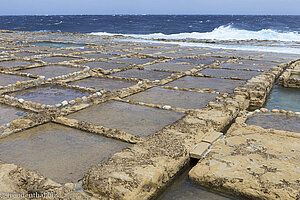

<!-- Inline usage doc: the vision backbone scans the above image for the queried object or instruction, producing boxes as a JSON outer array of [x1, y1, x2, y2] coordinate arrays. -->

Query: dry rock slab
[[189, 125, 300, 200]]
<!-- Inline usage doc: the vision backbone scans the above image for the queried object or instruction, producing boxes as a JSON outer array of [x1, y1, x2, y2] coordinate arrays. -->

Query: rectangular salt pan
[[111, 69, 172, 81], [200, 68, 261, 80], [67, 101, 184, 137], [0, 123, 129, 184], [144, 62, 198, 72], [18, 65, 81, 78], [0, 104, 27, 125], [70, 77, 136, 91], [111, 57, 156, 65], [0, 74, 33, 86], [125, 87, 218, 109], [80, 53, 116, 59], [9, 85, 89, 105], [82, 61, 127, 70], [41, 56, 79, 63], [166, 76, 246, 93], [246, 114, 300, 133], [0, 61, 32, 68]]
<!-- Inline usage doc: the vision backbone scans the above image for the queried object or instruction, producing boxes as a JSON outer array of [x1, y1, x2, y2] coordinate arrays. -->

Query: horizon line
[[0, 14, 300, 16]]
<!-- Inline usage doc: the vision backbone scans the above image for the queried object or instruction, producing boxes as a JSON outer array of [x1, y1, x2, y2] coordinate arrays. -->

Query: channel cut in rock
[[111, 69, 173, 81], [246, 114, 300, 133], [156, 162, 235, 200], [9, 85, 89, 105], [0, 74, 33, 86], [166, 76, 246, 93], [125, 87, 218, 109], [69, 77, 136, 91], [67, 100, 184, 137], [18, 65, 82, 78], [0, 123, 129, 184], [0, 104, 27, 125]]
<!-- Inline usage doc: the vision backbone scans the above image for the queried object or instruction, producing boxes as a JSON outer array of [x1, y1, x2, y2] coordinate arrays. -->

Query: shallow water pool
[[155, 161, 237, 200], [265, 85, 300, 112]]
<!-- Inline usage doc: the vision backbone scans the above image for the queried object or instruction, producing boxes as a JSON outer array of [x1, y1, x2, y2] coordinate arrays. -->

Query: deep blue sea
[[0, 15, 300, 53]]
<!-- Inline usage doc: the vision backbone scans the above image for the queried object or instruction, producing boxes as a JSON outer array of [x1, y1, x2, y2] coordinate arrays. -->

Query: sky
[[0, 0, 299, 15]]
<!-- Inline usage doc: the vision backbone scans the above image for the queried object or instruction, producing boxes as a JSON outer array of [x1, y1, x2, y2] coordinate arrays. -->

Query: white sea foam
[[90, 25, 300, 54], [120, 38, 300, 54], [91, 25, 300, 42]]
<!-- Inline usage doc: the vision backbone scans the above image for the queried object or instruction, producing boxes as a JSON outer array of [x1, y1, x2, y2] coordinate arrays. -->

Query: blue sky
[[0, 0, 299, 15]]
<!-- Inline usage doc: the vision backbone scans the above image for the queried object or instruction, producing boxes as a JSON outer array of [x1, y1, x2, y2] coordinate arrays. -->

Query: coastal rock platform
[[189, 112, 300, 200], [0, 30, 299, 199]]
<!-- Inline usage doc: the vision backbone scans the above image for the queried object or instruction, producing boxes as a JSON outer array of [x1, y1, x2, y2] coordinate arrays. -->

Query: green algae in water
[[265, 85, 300, 112]]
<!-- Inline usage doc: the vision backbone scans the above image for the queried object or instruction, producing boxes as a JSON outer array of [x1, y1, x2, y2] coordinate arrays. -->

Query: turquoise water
[[265, 85, 300, 112]]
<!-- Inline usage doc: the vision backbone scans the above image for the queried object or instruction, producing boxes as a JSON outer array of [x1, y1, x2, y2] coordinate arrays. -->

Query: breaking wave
[[91, 25, 300, 42]]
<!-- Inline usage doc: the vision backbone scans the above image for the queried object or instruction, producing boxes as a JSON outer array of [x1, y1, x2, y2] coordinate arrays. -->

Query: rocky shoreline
[[0, 30, 299, 199]]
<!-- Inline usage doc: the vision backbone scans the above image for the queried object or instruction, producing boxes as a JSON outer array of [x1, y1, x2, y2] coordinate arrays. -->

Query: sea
[[0, 15, 300, 54]]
